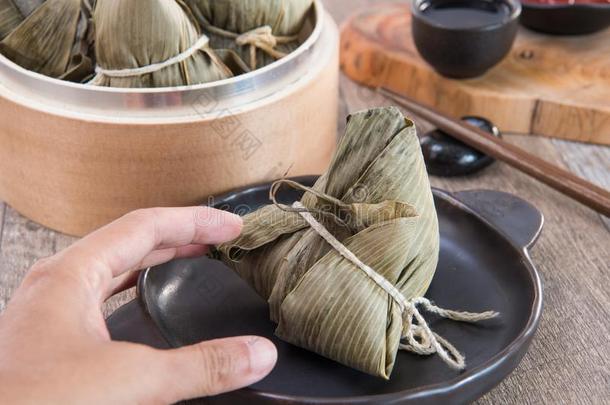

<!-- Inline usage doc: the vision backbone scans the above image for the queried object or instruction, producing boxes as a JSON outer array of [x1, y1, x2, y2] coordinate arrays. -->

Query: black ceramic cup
[[412, 0, 521, 79]]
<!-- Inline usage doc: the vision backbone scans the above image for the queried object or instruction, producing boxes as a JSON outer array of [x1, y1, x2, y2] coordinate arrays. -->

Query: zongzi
[[217, 107, 498, 378], [184, 0, 313, 70], [0, 0, 94, 82], [90, 0, 232, 88]]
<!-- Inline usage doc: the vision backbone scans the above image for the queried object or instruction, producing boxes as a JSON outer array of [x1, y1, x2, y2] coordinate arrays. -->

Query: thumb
[[153, 336, 277, 403]]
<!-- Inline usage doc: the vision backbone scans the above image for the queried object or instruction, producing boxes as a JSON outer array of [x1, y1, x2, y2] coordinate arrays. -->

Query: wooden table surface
[[0, 1, 609, 404]]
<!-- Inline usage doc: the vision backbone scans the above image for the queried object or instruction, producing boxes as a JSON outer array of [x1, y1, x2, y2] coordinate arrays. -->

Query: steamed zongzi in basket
[[0, 0, 314, 87], [90, 0, 232, 88], [0, 0, 94, 82], [217, 107, 498, 378]]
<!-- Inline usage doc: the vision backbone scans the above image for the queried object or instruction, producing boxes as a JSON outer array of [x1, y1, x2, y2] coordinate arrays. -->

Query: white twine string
[[291, 201, 499, 370], [232, 25, 297, 69], [236, 26, 278, 48], [94, 35, 211, 78]]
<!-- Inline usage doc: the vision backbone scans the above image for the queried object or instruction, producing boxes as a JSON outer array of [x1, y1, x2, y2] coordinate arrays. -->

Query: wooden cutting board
[[340, 3, 610, 145]]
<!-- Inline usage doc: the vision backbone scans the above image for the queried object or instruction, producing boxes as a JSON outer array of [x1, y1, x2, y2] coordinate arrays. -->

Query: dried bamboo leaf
[[0, 0, 23, 39], [215, 48, 250, 75], [0, 0, 93, 80], [10, 0, 44, 16], [90, 0, 232, 88], [0, 0, 44, 40], [184, 0, 313, 70], [218, 107, 440, 378]]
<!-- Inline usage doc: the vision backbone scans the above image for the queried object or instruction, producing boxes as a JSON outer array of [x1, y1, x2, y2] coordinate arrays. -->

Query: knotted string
[[269, 179, 355, 232], [281, 192, 499, 370], [203, 23, 298, 70], [94, 35, 213, 78]]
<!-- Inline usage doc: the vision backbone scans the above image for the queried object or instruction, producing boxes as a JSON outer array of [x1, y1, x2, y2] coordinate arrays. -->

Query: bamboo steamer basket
[[0, 1, 339, 236]]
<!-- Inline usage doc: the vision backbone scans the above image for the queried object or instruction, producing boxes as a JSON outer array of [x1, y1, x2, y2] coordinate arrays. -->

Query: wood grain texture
[[552, 139, 610, 230], [340, 3, 610, 145], [0, 1, 608, 403], [380, 88, 610, 216]]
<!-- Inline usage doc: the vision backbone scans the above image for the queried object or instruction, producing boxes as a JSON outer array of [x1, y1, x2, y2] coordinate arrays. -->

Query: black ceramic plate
[[107, 176, 544, 405], [520, 1, 610, 35]]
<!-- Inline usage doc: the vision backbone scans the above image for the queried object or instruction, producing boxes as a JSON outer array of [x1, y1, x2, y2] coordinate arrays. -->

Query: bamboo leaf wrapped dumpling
[[90, 0, 232, 88], [184, 0, 314, 70], [217, 107, 497, 378], [0, 0, 94, 82]]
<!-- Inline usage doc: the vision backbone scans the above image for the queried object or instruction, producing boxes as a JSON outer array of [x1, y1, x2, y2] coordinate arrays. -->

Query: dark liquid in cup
[[421, 0, 512, 29]]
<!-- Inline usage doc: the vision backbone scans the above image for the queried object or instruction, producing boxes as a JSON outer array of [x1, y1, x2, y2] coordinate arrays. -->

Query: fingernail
[[247, 337, 277, 375]]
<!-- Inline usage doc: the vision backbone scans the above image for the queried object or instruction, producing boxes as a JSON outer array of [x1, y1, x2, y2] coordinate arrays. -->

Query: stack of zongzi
[[217, 107, 498, 378], [0, 0, 315, 87]]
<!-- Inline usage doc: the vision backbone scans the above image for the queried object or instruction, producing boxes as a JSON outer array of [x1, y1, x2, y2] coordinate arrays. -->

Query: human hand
[[0, 207, 277, 404]]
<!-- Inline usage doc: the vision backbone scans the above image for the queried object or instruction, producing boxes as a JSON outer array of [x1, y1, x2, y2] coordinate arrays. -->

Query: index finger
[[57, 206, 242, 291]]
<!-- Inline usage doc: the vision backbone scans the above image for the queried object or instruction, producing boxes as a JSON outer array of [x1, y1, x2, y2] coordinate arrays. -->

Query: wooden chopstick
[[379, 87, 610, 217]]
